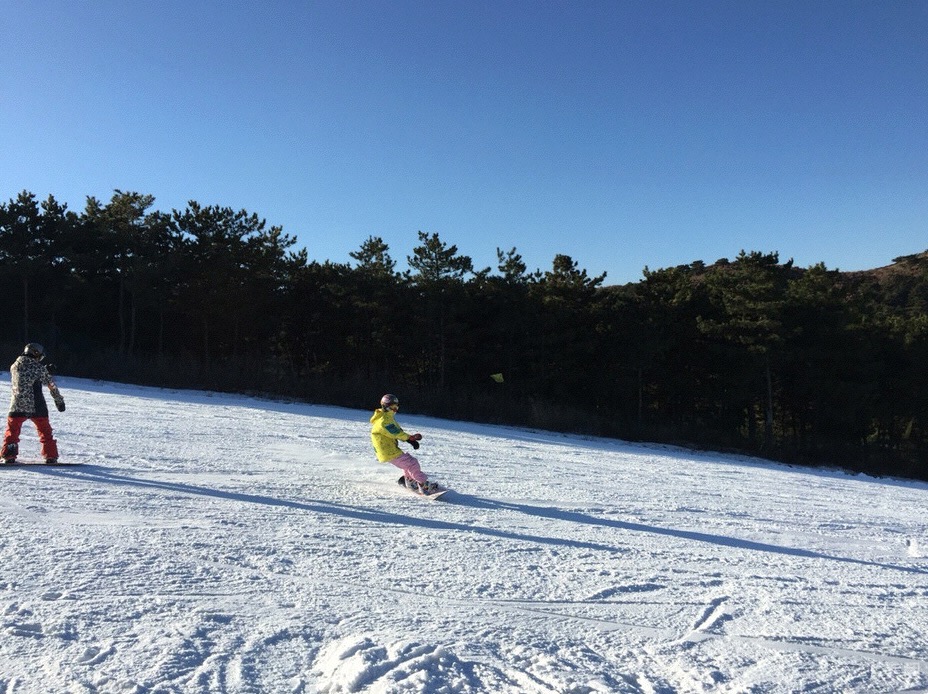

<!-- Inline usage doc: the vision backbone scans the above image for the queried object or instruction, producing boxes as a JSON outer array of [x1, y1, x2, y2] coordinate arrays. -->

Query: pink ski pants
[[389, 452, 427, 483]]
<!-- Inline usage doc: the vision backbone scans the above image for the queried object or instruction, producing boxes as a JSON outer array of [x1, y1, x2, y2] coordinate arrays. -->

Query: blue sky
[[2, 0, 926, 285]]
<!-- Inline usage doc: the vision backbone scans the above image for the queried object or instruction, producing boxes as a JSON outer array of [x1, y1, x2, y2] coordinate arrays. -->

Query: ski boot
[[418, 480, 440, 495], [1, 443, 17, 465]]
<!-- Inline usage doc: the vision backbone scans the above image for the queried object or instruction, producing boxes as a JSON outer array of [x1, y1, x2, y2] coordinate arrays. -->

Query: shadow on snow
[[32, 465, 928, 576], [37, 465, 622, 555]]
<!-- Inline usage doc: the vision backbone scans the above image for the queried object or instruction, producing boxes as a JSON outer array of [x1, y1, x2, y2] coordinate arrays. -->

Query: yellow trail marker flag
[[490, 373, 504, 383]]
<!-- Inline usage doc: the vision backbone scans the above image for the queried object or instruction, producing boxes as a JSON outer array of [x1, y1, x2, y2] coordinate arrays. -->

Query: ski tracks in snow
[[677, 595, 736, 645], [311, 637, 490, 693], [2, 378, 928, 693]]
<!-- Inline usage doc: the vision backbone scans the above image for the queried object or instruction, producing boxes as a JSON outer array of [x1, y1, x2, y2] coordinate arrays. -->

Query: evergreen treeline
[[2, 190, 926, 480]]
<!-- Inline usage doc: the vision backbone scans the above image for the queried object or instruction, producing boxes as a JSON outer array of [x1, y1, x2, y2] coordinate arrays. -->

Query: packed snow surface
[[1, 376, 927, 693]]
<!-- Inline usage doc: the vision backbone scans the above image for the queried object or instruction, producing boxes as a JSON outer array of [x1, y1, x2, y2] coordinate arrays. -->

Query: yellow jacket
[[369, 407, 413, 462]]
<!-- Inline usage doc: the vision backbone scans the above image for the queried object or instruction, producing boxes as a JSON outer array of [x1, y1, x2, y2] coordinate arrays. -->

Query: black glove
[[55, 399, 66, 412], [408, 438, 419, 450], [407, 433, 422, 449]]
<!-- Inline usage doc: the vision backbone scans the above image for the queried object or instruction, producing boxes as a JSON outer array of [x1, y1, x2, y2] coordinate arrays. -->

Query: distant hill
[[841, 250, 928, 311], [843, 250, 928, 279]]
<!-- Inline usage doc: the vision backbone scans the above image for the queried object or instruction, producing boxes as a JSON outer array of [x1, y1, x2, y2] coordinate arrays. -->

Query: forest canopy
[[2, 189, 926, 480]]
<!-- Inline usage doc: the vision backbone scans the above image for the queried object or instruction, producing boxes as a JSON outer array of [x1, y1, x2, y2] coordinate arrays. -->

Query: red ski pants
[[3, 416, 59, 460]]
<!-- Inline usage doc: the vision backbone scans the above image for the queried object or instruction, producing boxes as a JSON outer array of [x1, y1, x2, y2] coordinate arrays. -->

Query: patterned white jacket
[[8, 356, 64, 418]]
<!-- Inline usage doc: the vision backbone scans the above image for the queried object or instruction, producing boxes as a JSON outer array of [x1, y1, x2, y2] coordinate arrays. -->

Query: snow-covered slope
[[1, 376, 926, 693]]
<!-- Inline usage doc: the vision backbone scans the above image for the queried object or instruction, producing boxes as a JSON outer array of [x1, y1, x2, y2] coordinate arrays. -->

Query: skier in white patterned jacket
[[2, 343, 66, 464]]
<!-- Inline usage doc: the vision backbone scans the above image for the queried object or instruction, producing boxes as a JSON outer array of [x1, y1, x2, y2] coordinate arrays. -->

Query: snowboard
[[1, 461, 83, 467], [396, 476, 450, 501]]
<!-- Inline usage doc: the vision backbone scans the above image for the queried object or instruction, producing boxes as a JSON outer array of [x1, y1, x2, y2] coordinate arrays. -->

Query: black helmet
[[24, 343, 44, 360], [380, 393, 399, 409]]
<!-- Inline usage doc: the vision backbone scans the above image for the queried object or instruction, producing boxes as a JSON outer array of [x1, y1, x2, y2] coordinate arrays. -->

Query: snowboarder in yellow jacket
[[370, 394, 438, 494]]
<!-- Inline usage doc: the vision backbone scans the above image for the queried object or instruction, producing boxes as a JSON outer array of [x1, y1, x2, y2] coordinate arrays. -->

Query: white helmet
[[380, 394, 399, 409]]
